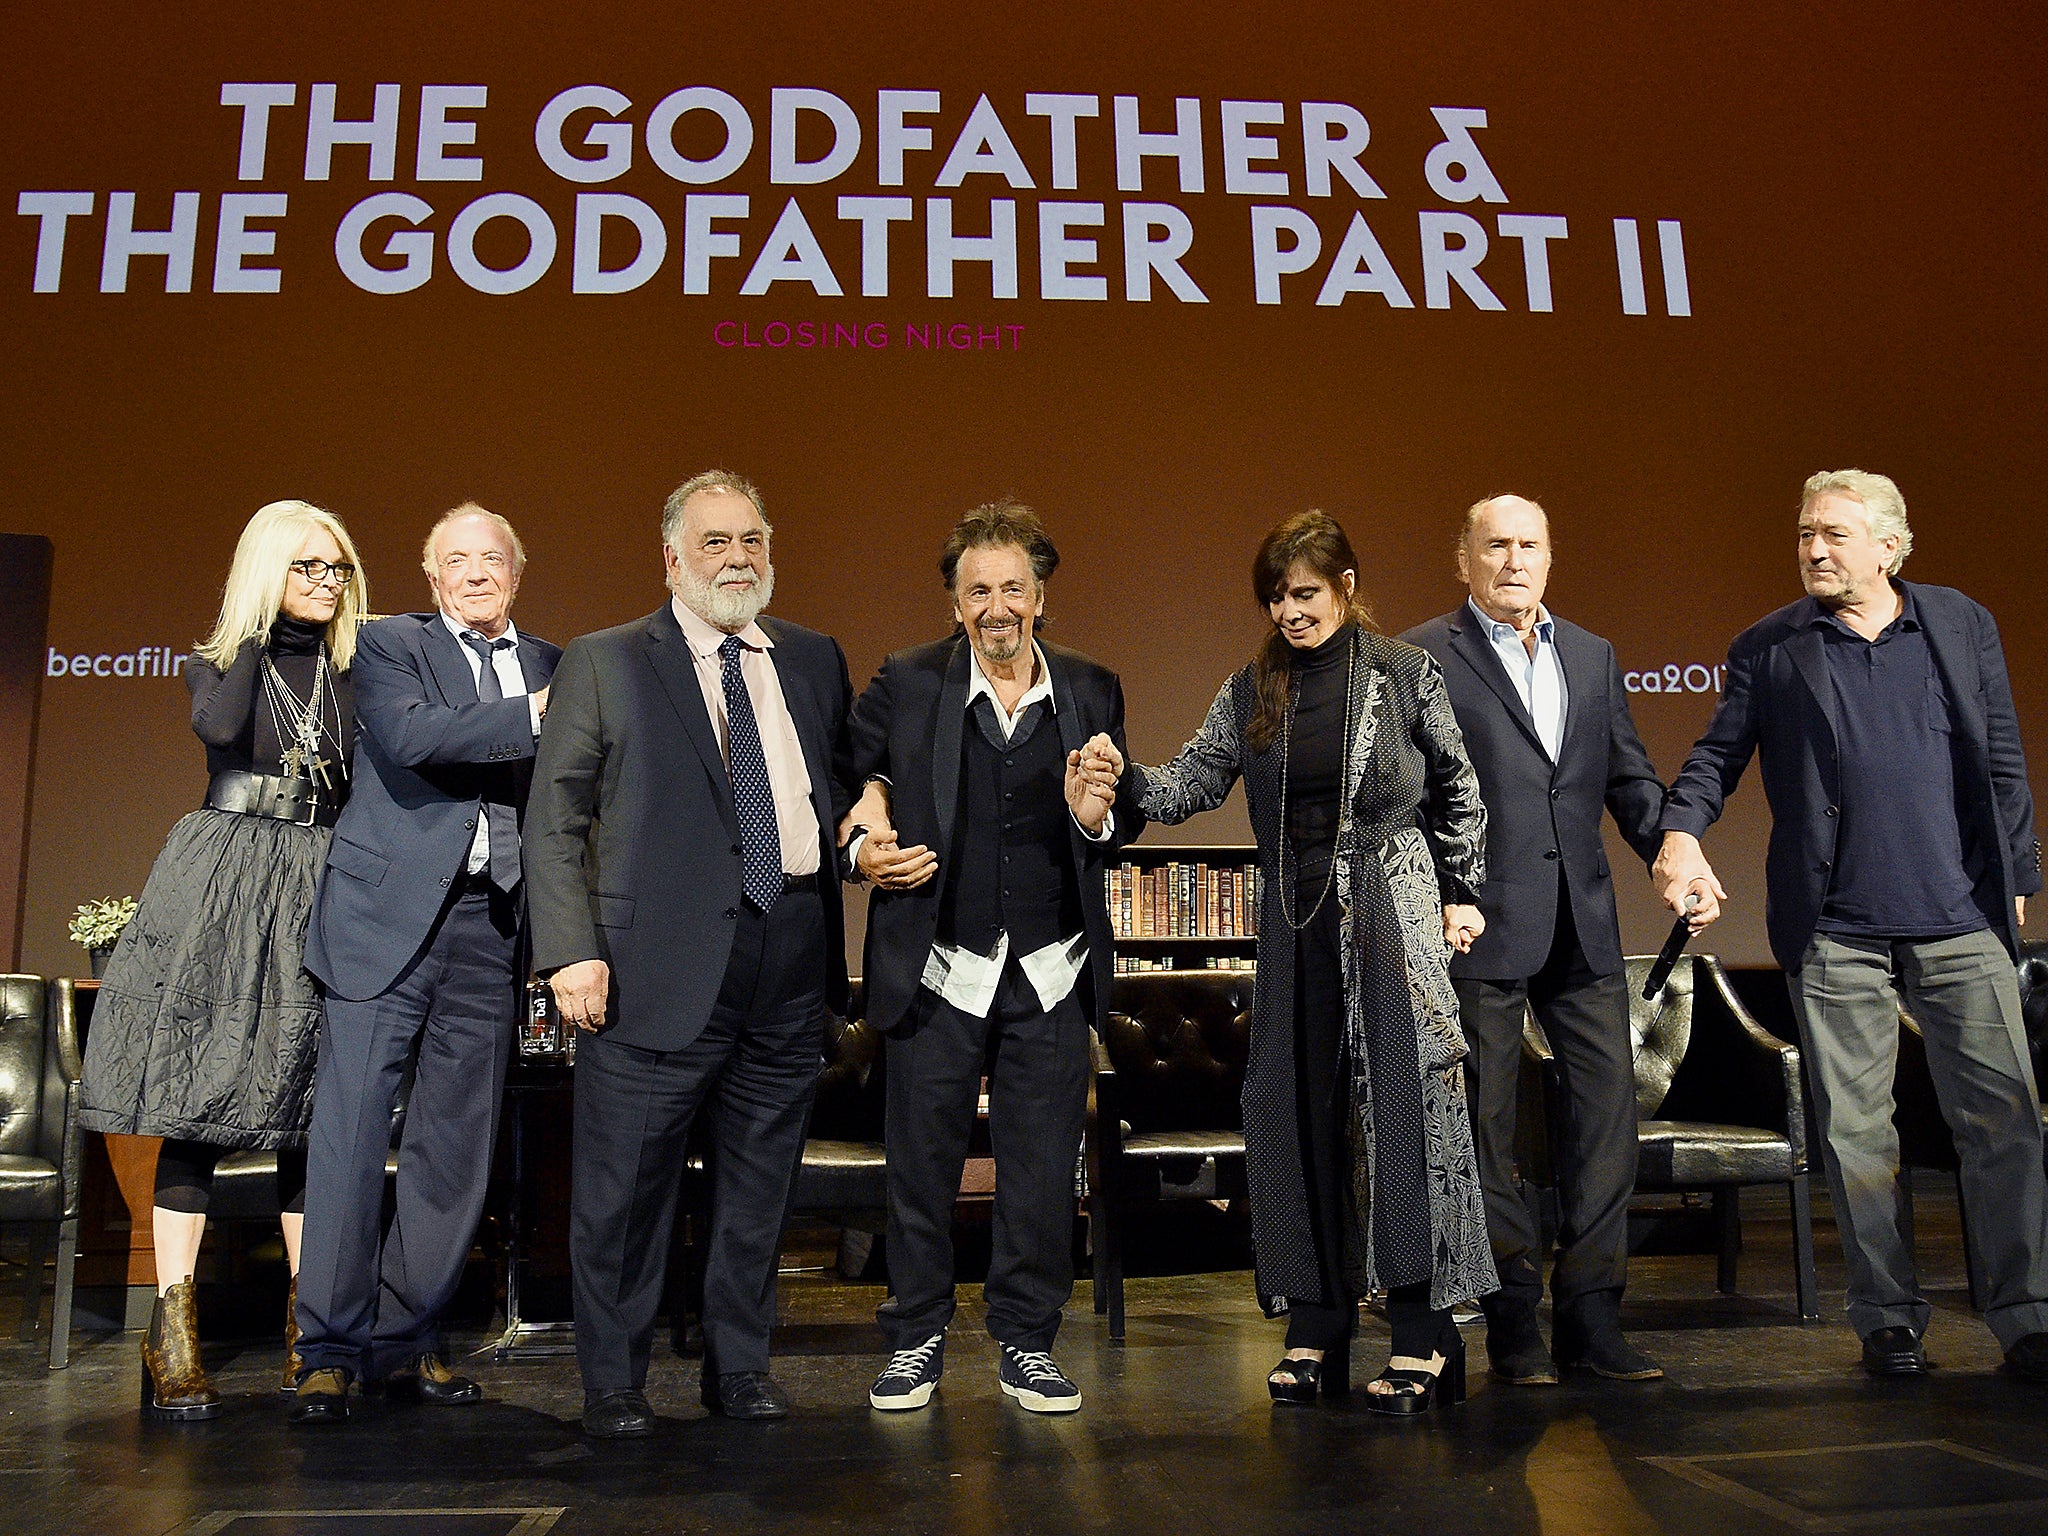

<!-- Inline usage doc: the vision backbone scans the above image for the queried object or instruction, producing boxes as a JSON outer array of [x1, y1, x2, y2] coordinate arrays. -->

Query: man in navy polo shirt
[[1653, 469, 2048, 1382]]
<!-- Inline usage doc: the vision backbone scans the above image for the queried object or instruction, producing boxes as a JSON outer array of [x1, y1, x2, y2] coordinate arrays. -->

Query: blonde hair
[[420, 501, 526, 576], [1801, 469, 1913, 574], [197, 500, 370, 671]]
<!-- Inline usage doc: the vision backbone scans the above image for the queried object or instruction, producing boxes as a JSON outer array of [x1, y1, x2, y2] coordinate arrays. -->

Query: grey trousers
[[1786, 928, 2048, 1349]]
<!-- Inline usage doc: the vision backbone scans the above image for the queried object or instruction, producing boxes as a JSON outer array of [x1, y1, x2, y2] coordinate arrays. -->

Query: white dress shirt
[[1468, 597, 1569, 760], [920, 642, 1104, 1019], [440, 611, 540, 876], [670, 596, 821, 877]]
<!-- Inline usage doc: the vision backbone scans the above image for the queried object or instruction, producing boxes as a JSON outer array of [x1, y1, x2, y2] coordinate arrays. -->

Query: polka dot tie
[[718, 634, 783, 912]]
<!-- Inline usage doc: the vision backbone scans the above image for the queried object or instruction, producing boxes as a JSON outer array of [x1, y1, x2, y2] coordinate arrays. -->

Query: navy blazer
[[306, 611, 561, 1002], [523, 605, 854, 1053], [1660, 580, 2041, 969], [848, 635, 1144, 1035], [1405, 608, 1666, 979]]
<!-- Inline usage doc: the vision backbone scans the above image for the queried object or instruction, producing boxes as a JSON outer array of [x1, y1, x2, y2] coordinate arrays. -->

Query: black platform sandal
[[1268, 1355, 1322, 1404], [1366, 1317, 1466, 1417]]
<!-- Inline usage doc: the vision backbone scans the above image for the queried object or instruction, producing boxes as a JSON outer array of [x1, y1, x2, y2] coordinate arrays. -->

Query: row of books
[[1113, 955, 1257, 974], [1105, 861, 1262, 939]]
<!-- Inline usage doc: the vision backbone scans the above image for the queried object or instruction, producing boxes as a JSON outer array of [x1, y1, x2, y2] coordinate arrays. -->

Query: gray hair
[[421, 501, 526, 576], [661, 470, 770, 549], [1801, 469, 1912, 574]]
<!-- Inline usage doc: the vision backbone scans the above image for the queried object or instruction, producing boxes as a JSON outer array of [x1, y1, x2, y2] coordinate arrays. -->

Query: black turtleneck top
[[186, 616, 356, 803], [1285, 621, 1354, 894]]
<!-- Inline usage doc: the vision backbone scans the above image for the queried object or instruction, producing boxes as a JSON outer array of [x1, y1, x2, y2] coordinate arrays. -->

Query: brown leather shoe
[[384, 1351, 483, 1406], [288, 1367, 353, 1425], [140, 1278, 220, 1421], [281, 1274, 304, 1394]]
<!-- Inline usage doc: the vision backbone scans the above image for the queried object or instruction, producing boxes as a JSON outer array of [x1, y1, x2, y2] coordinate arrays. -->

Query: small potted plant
[[68, 897, 138, 979]]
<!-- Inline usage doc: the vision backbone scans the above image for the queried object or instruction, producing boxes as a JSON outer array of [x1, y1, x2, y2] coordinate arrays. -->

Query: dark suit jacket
[[307, 612, 560, 1002], [523, 604, 854, 1052], [1660, 580, 2042, 969], [849, 636, 1145, 1035], [1405, 607, 1666, 979]]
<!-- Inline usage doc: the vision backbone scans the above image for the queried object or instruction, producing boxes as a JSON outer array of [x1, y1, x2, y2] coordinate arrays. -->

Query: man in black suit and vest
[[293, 504, 560, 1422], [843, 501, 1141, 1413], [1655, 469, 2048, 1383], [525, 471, 855, 1436], [1404, 494, 1668, 1386]]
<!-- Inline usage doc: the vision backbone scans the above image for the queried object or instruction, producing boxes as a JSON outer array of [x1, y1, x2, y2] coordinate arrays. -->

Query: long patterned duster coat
[[1137, 631, 1498, 1311]]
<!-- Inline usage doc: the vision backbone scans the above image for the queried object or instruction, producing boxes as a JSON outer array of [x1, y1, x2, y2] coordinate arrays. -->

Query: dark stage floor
[[5, 1178, 2045, 1536]]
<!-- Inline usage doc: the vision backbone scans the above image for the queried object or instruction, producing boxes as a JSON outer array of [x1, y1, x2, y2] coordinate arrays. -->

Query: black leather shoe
[[1483, 1300, 1559, 1386], [1555, 1322, 1664, 1381], [2004, 1332, 2048, 1383], [582, 1389, 655, 1438], [385, 1351, 483, 1406], [287, 1367, 353, 1425], [1861, 1326, 1927, 1377], [701, 1370, 791, 1420]]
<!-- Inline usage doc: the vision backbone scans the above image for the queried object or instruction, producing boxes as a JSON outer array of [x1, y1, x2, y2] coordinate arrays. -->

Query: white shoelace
[[1005, 1348, 1066, 1384], [880, 1336, 943, 1381]]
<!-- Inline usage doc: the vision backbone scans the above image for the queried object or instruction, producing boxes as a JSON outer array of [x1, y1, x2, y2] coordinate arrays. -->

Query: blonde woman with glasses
[[81, 499, 368, 1419]]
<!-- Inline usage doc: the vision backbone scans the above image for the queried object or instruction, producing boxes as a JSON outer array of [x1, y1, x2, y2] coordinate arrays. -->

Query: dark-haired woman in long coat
[[1122, 510, 1495, 1412]]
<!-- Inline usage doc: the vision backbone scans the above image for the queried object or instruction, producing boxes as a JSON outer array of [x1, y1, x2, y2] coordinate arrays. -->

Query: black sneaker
[[998, 1344, 1081, 1413], [869, 1333, 945, 1410]]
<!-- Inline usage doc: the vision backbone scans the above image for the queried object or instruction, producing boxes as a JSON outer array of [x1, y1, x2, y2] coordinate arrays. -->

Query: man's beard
[[971, 617, 1027, 664], [677, 562, 774, 629]]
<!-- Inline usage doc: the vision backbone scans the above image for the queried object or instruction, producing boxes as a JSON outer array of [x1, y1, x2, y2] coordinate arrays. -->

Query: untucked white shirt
[[920, 642, 1102, 1019]]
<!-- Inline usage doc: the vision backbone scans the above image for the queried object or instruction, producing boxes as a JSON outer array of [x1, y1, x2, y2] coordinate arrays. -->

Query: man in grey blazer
[[1655, 469, 2048, 1383], [1405, 494, 1667, 1386], [294, 504, 558, 1422], [525, 471, 855, 1436]]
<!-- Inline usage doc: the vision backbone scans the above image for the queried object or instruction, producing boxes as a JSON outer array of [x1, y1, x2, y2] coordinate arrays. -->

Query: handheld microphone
[[1642, 892, 1703, 1001]]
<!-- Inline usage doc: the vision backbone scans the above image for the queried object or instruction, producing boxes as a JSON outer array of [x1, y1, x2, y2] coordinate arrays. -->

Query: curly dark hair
[[938, 499, 1060, 612]]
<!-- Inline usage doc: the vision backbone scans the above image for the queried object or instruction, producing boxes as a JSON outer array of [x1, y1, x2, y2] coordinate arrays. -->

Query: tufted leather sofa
[[0, 976, 83, 1368], [1525, 954, 1819, 1319], [787, 980, 888, 1221], [1087, 970, 1253, 1341]]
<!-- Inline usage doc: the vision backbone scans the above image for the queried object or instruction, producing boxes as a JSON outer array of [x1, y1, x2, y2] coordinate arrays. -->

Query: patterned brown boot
[[281, 1274, 304, 1394], [140, 1278, 220, 1421]]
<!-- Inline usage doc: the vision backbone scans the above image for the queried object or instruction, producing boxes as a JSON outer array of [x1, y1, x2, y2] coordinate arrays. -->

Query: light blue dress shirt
[[1467, 597, 1568, 760]]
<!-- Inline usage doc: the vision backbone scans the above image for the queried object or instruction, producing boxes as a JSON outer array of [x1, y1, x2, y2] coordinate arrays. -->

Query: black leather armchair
[[0, 976, 83, 1368], [1087, 970, 1252, 1342], [1526, 954, 1819, 1320]]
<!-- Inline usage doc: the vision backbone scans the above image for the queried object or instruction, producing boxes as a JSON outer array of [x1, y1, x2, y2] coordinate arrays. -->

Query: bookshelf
[[1105, 844, 1261, 974]]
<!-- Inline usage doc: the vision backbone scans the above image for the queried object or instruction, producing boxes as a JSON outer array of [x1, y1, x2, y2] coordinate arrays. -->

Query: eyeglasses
[[289, 559, 356, 586]]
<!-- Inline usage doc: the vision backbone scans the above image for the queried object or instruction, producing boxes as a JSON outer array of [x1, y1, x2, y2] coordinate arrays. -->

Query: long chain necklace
[[1277, 628, 1359, 933], [261, 649, 342, 793]]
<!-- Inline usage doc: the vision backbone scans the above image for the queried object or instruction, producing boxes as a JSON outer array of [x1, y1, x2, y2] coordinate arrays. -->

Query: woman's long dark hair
[[1246, 511, 1376, 754]]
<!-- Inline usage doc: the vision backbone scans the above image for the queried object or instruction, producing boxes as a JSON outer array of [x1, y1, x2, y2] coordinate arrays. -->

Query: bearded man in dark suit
[[525, 471, 855, 1436]]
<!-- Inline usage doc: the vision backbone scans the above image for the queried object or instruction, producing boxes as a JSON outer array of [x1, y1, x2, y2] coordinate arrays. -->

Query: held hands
[[550, 958, 611, 1033], [1065, 732, 1124, 834], [1442, 904, 1485, 954], [839, 779, 939, 891], [1652, 831, 1726, 933]]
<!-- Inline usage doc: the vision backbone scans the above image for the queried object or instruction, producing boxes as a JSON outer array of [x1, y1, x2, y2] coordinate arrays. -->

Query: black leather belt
[[784, 871, 818, 893], [204, 769, 339, 829]]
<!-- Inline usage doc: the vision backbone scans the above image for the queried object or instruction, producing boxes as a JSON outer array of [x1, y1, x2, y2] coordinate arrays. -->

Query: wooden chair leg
[[1790, 1174, 1820, 1322], [48, 1218, 77, 1370], [17, 1224, 49, 1341], [1715, 1188, 1741, 1293], [1089, 1199, 1110, 1314]]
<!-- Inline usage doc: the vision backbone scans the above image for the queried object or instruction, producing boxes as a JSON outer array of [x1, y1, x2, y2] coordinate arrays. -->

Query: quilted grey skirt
[[79, 806, 330, 1148]]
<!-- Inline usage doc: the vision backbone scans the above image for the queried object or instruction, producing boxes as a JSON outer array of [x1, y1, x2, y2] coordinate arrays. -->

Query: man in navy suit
[[524, 471, 855, 1435], [1655, 469, 2048, 1383], [1406, 495, 1668, 1385], [292, 504, 560, 1422]]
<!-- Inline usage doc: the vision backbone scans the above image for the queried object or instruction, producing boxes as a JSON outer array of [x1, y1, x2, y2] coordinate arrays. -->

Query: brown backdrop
[[6, 2, 2042, 978]]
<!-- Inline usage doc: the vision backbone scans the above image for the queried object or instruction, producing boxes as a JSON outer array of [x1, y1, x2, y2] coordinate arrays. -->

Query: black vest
[[937, 697, 1082, 954]]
